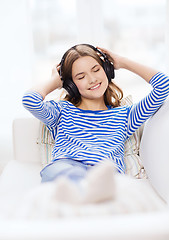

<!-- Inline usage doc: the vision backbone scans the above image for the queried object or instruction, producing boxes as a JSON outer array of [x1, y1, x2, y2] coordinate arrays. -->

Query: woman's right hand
[[29, 63, 63, 99], [51, 64, 63, 89]]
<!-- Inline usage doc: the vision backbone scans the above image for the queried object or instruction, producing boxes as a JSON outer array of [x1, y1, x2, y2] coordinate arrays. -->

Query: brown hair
[[61, 44, 123, 107]]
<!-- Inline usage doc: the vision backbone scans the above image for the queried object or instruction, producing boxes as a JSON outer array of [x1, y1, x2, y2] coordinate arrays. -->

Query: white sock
[[53, 160, 116, 205], [53, 177, 82, 204], [82, 160, 116, 204]]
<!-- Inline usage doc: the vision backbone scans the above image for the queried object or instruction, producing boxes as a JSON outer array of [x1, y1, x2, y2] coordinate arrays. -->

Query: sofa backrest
[[140, 98, 169, 203]]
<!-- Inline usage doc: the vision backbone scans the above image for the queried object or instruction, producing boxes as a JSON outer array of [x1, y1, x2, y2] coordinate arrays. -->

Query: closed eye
[[78, 75, 85, 80], [92, 64, 100, 72]]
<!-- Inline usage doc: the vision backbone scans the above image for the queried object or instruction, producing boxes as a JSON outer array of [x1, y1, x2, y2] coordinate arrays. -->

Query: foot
[[53, 160, 116, 205], [53, 177, 81, 204], [82, 160, 116, 204]]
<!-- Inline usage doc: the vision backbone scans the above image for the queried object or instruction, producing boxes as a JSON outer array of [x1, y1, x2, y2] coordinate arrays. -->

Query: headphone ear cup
[[109, 62, 115, 79], [102, 60, 115, 82], [63, 79, 80, 98]]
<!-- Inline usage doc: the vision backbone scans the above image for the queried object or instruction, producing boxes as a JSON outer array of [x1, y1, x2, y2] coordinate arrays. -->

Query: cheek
[[102, 70, 109, 82], [73, 81, 85, 93], [100, 71, 109, 87], [74, 82, 83, 94]]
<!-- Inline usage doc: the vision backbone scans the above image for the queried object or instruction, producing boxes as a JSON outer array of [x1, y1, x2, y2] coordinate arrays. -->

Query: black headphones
[[59, 44, 115, 98]]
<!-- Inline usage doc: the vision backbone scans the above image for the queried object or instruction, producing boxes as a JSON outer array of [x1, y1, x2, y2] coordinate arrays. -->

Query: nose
[[88, 73, 97, 84]]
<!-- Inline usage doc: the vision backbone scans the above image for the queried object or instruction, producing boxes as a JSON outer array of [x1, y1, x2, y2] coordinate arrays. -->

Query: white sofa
[[0, 99, 169, 240]]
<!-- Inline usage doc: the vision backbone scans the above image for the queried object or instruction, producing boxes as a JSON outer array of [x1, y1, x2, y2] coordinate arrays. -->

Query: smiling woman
[[22, 42, 169, 204]]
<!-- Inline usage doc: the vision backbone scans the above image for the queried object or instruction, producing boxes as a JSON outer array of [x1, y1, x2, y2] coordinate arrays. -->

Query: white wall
[[76, 0, 105, 45], [166, 0, 169, 72], [0, 0, 34, 170]]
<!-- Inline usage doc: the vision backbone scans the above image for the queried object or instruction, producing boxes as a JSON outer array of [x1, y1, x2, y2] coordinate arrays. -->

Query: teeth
[[90, 83, 100, 90]]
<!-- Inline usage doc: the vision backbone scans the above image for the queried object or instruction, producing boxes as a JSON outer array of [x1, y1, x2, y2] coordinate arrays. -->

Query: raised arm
[[98, 47, 169, 136], [97, 47, 158, 82], [22, 64, 63, 132], [126, 72, 169, 136], [31, 64, 63, 99]]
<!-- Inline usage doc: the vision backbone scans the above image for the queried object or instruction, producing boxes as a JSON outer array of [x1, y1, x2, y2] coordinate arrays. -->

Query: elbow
[[22, 92, 33, 110], [22, 91, 43, 110]]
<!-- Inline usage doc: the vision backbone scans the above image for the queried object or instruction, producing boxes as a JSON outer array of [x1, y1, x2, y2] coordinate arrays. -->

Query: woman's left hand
[[96, 47, 124, 70], [97, 47, 158, 83]]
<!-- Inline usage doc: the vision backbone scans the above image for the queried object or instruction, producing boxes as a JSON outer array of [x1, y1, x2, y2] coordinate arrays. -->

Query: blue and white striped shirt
[[22, 72, 169, 173]]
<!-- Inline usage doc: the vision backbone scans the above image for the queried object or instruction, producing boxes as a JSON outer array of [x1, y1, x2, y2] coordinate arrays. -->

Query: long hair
[[61, 44, 123, 107]]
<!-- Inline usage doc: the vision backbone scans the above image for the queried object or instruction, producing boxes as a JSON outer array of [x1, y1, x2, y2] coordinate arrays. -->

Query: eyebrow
[[74, 64, 99, 78]]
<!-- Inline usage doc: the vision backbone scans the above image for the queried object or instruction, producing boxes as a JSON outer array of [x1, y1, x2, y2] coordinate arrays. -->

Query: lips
[[89, 83, 101, 90]]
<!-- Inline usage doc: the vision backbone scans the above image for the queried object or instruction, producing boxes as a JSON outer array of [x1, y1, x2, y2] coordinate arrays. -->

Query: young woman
[[22, 44, 169, 204]]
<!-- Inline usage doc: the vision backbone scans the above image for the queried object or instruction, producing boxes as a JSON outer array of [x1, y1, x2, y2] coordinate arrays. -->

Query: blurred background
[[0, 0, 169, 171]]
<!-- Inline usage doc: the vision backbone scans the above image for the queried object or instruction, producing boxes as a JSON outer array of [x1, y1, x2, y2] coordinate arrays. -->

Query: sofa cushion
[[13, 118, 41, 163]]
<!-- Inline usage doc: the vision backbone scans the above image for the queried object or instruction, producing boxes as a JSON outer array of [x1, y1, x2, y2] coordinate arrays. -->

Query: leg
[[40, 159, 90, 204], [40, 159, 89, 183], [40, 159, 116, 204]]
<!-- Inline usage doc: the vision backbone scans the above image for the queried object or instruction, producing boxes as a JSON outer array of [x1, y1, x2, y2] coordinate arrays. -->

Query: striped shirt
[[22, 72, 169, 173]]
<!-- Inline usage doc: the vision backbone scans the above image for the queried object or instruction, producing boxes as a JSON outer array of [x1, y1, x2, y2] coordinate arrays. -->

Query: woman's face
[[72, 56, 109, 101]]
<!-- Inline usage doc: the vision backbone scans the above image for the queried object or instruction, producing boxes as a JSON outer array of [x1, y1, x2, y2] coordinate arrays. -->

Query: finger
[[97, 47, 112, 59], [52, 63, 60, 69], [55, 64, 61, 72], [97, 47, 114, 64], [96, 46, 109, 54]]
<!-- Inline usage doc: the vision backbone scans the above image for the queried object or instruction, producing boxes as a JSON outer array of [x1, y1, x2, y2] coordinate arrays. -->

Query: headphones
[[59, 44, 115, 98]]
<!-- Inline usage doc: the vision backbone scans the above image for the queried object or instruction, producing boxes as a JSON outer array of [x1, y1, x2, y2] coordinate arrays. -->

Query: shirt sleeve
[[127, 72, 169, 137], [22, 91, 61, 133]]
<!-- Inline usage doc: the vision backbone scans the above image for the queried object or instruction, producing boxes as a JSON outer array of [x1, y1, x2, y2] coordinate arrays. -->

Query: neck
[[77, 98, 108, 111]]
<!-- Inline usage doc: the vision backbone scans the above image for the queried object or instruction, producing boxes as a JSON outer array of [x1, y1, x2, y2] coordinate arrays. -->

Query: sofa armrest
[[0, 160, 41, 195], [13, 118, 41, 164], [140, 98, 169, 203]]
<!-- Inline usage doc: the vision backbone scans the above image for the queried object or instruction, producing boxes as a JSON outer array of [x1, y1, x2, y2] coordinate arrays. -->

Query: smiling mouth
[[89, 83, 101, 90]]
